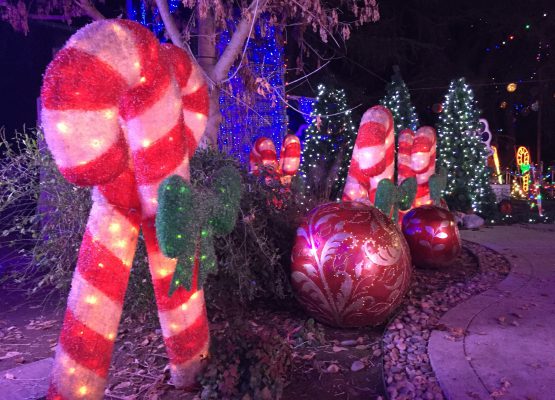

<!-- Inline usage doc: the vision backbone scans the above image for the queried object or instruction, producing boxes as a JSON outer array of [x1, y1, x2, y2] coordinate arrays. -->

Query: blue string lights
[[218, 15, 287, 163], [127, 0, 180, 40]]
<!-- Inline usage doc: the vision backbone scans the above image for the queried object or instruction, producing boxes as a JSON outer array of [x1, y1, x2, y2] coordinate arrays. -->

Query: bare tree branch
[[74, 0, 105, 21], [154, 0, 184, 49], [210, 0, 268, 83]]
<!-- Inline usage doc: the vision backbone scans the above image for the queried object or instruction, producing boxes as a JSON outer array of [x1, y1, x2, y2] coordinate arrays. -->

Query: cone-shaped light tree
[[380, 67, 419, 138], [436, 77, 495, 214], [300, 84, 357, 200]]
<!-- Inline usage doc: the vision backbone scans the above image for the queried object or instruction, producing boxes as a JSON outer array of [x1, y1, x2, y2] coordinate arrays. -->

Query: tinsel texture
[[41, 20, 210, 399]]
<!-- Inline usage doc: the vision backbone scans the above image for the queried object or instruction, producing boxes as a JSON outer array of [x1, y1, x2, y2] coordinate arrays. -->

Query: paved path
[[429, 225, 555, 400]]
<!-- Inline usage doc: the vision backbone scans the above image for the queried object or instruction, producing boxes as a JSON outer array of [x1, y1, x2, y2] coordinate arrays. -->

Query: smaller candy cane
[[279, 134, 301, 176], [397, 129, 415, 222], [249, 137, 278, 175], [411, 126, 436, 207], [342, 105, 394, 204]]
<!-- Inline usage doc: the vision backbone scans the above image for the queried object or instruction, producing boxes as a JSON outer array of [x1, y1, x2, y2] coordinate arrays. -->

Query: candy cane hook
[[41, 20, 209, 400]]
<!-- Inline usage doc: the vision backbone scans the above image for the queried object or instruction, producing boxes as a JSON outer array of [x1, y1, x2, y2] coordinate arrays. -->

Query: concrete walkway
[[429, 225, 555, 400]]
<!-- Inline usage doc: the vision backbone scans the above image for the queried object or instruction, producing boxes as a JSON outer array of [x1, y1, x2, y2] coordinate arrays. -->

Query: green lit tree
[[380, 66, 419, 137], [437, 78, 495, 215], [300, 84, 357, 200]]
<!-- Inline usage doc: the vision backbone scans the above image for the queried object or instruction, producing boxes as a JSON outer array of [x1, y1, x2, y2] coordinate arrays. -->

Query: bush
[[1, 129, 297, 312], [200, 318, 292, 400]]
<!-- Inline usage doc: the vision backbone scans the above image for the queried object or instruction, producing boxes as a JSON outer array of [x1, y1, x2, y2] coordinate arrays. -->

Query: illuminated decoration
[[374, 176, 416, 223], [411, 126, 437, 207], [506, 82, 517, 92], [516, 146, 531, 193], [380, 69, 419, 136], [432, 103, 443, 114], [218, 15, 287, 164], [249, 135, 301, 185], [40, 20, 210, 398], [156, 167, 242, 294], [402, 205, 461, 268], [511, 177, 526, 199], [342, 105, 394, 204], [491, 146, 503, 184], [500, 101, 508, 109], [437, 78, 494, 214], [127, 0, 180, 39], [291, 202, 412, 327], [300, 84, 357, 201]]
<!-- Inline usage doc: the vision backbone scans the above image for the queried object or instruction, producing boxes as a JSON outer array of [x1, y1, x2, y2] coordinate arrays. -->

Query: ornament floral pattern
[[291, 202, 412, 327], [402, 205, 461, 268]]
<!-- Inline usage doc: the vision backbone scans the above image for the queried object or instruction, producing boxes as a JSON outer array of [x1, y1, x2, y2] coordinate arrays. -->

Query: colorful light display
[[218, 15, 287, 164], [516, 146, 531, 193], [291, 201, 412, 327], [491, 145, 503, 184], [411, 127, 437, 207], [41, 20, 210, 399]]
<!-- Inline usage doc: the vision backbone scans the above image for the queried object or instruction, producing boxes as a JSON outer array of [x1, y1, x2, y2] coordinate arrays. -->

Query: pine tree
[[300, 84, 357, 200], [380, 67, 419, 137], [437, 78, 495, 215]]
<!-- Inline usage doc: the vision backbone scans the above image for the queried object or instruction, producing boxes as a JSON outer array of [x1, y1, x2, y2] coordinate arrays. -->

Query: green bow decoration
[[156, 166, 242, 296], [375, 177, 417, 222], [429, 166, 448, 206]]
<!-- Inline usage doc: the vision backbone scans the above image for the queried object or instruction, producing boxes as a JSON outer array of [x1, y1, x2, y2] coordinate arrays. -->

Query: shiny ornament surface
[[402, 205, 461, 268], [291, 202, 412, 328]]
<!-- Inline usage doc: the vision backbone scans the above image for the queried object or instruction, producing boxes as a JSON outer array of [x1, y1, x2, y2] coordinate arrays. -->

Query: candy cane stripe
[[43, 20, 210, 398], [412, 126, 436, 206], [58, 309, 114, 377]]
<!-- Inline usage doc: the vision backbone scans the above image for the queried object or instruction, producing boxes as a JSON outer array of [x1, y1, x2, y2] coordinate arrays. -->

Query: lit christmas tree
[[300, 84, 357, 200], [437, 78, 495, 214], [380, 67, 419, 137]]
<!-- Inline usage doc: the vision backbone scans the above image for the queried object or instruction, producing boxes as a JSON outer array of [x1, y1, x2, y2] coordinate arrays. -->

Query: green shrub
[[200, 318, 292, 400], [1, 130, 296, 312]]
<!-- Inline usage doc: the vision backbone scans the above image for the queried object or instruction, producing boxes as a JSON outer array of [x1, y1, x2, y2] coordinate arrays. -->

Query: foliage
[[190, 149, 297, 307], [436, 78, 496, 216], [380, 68, 419, 137], [374, 177, 416, 222], [0, 128, 156, 313], [200, 318, 292, 400], [299, 84, 357, 202], [156, 166, 242, 294], [1, 130, 296, 313]]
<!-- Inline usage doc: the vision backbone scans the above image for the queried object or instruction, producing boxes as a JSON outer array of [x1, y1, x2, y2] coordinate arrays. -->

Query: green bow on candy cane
[[155, 166, 242, 296], [375, 177, 417, 222]]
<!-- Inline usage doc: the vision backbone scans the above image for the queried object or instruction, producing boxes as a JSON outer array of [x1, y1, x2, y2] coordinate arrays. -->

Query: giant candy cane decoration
[[249, 134, 301, 184], [41, 20, 209, 399], [411, 126, 437, 207], [342, 105, 395, 203]]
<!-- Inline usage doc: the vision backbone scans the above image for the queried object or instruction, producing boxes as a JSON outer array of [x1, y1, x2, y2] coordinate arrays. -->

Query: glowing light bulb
[[140, 76, 147, 83], [181, 303, 188, 311], [107, 333, 115, 340], [78, 386, 88, 396], [91, 139, 101, 149], [104, 110, 115, 119], [68, 367, 76, 375], [160, 268, 169, 277], [85, 295, 97, 305], [109, 222, 121, 233], [98, 263, 104, 268], [142, 139, 151, 148], [191, 292, 199, 300], [134, 61, 141, 69], [56, 122, 69, 134]]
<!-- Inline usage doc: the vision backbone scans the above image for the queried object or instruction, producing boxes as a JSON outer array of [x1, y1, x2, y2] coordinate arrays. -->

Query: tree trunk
[[197, 9, 221, 147]]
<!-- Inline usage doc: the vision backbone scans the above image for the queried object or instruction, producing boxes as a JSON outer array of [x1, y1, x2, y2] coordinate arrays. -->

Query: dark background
[[1, 0, 554, 168]]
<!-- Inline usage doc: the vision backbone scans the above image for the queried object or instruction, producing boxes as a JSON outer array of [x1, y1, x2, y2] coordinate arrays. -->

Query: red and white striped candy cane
[[278, 134, 301, 177], [411, 126, 437, 207], [249, 137, 278, 175], [397, 128, 415, 222], [41, 20, 208, 400], [342, 105, 394, 204]]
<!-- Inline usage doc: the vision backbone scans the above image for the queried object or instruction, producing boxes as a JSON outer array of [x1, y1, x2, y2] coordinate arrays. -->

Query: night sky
[[1, 0, 554, 166]]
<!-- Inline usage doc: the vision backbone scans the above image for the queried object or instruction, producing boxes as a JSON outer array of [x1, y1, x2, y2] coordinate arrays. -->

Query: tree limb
[[210, 0, 267, 83], [75, 0, 105, 21], [154, 0, 184, 49]]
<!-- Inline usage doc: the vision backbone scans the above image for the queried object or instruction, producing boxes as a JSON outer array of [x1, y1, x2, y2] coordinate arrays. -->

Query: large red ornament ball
[[291, 202, 412, 328], [401, 205, 461, 268]]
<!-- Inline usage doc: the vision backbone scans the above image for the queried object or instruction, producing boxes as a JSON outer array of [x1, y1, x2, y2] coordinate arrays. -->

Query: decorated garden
[[1, 1, 555, 400]]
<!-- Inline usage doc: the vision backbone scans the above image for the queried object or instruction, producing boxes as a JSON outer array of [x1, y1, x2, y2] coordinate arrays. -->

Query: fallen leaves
[[350, 360, 365, 372], [26, 319, 57, 330], [0, 351, 22, 360]]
